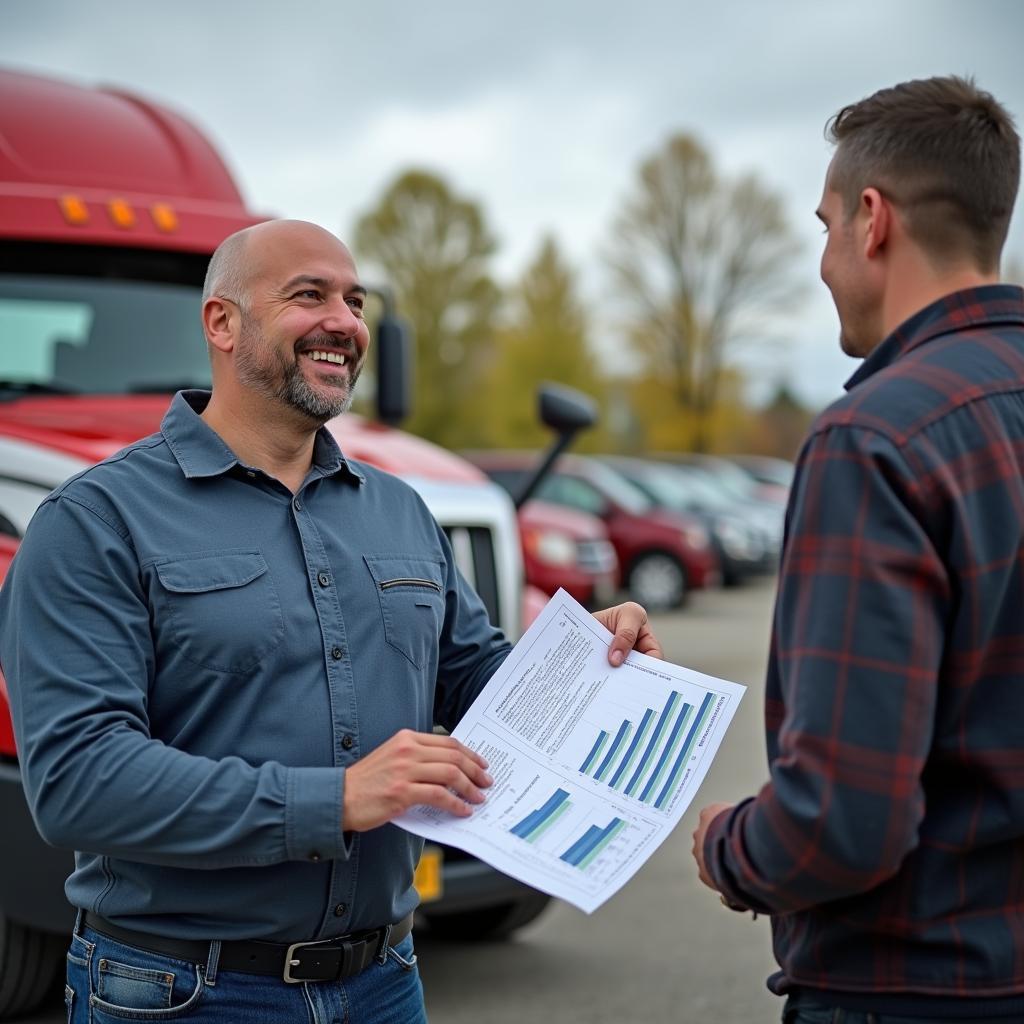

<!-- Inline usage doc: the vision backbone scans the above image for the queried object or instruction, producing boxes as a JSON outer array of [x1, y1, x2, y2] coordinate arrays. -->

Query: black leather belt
[[82, 910, 414, 984]]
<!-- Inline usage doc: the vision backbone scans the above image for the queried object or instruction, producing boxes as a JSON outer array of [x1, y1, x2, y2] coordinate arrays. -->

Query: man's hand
[[692, 801, 733, 890], [592, 601, 663, 666], [343, 729, 493, 833]]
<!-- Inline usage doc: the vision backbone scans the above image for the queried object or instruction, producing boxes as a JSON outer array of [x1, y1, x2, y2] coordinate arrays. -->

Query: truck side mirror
[[375, 312, 412, 427], [513, 383, 599, 509], [538, 383, 597, 434]]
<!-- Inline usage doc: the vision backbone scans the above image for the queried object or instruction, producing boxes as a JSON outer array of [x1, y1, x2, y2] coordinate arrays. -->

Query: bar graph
[[638, 700, 693, 803], [510, 788, 572, 843], [624, 691, 682, 798], [559, 817, 627, 869], [593, 719, 633, 782], [567, 682, 722, 816], [655, 691, 715, 810], [579, 731, 608, 775]]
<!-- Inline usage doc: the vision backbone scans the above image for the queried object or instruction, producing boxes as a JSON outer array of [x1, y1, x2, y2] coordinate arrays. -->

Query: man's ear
[[859, 187, 890, 260], [202, 297, 238, 354]]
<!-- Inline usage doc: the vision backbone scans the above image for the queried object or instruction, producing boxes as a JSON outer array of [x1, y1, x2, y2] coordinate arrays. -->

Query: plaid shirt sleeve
[[704, 420, 950, 914]]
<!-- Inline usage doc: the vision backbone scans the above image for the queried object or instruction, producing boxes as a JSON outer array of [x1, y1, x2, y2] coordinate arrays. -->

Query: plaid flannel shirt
[[705, 285, 1024, 1009]]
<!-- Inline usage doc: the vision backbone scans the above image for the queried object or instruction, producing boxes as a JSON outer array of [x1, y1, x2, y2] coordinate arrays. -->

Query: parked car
[[599, 456, 770, 586], [466, 452, 718, 610], [725, 454, 795, 505], [517, 500, 619, 608]]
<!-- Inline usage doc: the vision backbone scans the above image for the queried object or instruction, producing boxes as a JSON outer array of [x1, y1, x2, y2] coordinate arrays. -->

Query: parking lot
[[18, 577, 782, 1024]]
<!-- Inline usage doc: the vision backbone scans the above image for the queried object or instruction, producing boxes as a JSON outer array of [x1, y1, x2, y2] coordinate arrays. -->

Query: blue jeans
[[66, 919, 427, 1024], [783, 1003, 1007, 1024]]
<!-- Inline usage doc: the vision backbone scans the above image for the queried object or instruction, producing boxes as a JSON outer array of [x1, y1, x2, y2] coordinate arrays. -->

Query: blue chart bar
[[609, 708, 656, 789], [594, 719, 632, 782], [510, 788, 570, 839], [625, 691, 681, 797], [639, 701, 693, 803], [579, 731, 609, 774], [560, 817, 625, 867], [655, 692, 715, 809]]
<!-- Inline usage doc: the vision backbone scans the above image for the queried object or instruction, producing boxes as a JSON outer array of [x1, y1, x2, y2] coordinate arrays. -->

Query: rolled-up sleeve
[[705, 424, 949, 914], [0, 495, 346, 869]]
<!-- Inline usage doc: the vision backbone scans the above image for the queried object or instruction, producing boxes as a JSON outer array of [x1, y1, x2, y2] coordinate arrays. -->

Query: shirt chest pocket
[[364, 555, 445, 669], [152, 550, 284, 674]]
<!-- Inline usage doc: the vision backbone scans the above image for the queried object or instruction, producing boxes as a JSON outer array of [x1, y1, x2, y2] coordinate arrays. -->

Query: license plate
[[414, 845, 443, 903]]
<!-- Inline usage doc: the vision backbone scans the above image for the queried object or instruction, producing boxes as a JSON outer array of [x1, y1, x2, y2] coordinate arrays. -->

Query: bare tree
[[607, 134, 803, 451]]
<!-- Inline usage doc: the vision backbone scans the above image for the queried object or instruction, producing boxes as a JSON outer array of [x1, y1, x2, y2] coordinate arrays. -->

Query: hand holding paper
[[396, 590, 745, 913]]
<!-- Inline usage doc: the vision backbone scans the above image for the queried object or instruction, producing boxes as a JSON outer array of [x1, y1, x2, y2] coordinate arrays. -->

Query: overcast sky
[[4, 0, 1023, 408]]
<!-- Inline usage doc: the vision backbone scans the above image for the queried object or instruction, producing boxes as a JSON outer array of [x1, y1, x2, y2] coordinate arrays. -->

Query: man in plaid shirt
[[692, 77, 1024, 1021]]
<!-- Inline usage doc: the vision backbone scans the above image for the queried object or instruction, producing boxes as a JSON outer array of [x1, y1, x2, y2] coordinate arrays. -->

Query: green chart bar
[[655, 692, 715, 810], [594, 720, 633, 782], [580, 731, 609, 774], [625, 691, 681, 797], [639, 702, 693, 803], [578, 818, 627, 869], [525, 797, 572, 842], [610, 708, 656, 790]]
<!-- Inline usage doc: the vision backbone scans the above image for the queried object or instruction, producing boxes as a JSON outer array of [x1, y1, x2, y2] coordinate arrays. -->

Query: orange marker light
[[150, 203, 178, 233], [58, 195, 90, 225], [107, 199, 136, 228]]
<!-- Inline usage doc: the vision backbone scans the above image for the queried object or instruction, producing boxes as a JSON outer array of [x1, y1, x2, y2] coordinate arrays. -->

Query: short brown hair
[[826, 76, 1020, 273]]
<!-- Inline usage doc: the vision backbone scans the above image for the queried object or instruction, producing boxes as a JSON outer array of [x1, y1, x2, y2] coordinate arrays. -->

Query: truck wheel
[[421, 891, 551, 941], [0, 912, 66, 1020], [628, 552, 687, 610]]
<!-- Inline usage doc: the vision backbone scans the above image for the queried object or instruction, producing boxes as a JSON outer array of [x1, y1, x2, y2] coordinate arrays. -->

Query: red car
[[517, 500, 619, 608], [468, 453, 719, 610]]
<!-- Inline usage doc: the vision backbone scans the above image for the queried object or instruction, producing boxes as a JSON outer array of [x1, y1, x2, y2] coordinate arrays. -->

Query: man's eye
[[347, 298, 365, 314], [294, 290, 321, 300]]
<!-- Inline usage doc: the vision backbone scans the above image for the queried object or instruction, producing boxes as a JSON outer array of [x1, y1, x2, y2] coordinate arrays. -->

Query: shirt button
[[309, 851, 321, 862], [331, 646, 344, 660], [334, 903, 347, 917], [317, 571, 331, 587], [341, 734, 354, 751], [293, 498, 302, 512]]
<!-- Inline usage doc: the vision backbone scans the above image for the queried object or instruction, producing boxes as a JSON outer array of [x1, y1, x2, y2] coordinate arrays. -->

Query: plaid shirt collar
[[845, 284, 1024, 392]]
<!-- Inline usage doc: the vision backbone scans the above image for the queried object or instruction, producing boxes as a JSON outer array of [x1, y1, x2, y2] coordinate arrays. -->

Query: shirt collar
[[845, 284, 1024, 392], [160, 390, 366, 484]]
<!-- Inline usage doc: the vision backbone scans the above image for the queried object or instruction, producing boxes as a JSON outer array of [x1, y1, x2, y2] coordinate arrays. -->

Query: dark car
[[467, 452, 718, 610], [599, 455, 770, 585]]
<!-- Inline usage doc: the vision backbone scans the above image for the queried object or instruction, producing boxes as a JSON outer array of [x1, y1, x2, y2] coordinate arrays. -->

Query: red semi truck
[[0, 68, 569, 1018]]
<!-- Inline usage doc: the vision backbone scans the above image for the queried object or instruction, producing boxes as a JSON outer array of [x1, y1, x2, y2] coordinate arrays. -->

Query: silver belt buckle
[[283, 940, 328, 984]]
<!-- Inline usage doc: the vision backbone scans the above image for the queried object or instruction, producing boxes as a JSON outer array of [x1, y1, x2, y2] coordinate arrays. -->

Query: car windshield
[[0, 273, 210, 396], [580, 460, 653, 515]]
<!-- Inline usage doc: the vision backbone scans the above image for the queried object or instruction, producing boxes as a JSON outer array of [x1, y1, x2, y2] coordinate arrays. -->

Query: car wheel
[[628, 552, 687, 610], [0, 911, 66, 1019], [420, 891, 552, 941]]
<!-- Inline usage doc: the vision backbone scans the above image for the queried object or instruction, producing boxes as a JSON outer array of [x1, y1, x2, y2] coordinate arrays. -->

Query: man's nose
[[321, 298, 364, 339]]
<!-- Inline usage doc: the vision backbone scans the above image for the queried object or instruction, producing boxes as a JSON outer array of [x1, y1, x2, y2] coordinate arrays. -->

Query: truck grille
[[441, 525, 501, 628]]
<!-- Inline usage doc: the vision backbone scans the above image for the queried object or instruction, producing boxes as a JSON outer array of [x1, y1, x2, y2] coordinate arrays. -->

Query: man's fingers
[[397, 730, 490, 772], [592, 601, 664, 665]]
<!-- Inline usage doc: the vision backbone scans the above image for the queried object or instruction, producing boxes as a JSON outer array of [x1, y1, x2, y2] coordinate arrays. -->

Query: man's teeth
[[308, 350, 347, 365]]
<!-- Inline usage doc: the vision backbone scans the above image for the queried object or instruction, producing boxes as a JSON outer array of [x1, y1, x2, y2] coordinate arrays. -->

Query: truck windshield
[[0, 273, 210, 395]]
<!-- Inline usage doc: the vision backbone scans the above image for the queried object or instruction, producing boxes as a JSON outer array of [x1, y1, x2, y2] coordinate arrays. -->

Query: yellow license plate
[[414, 845, 443, 903]]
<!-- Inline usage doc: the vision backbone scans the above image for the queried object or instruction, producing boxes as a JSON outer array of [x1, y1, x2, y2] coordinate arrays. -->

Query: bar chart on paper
[[575, 687, 717, 814], [395, 589, 746, 913], [505, 781, 655, 883]]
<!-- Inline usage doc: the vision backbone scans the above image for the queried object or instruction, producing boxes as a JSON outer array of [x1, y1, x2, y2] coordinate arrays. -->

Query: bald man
[[0, 220, 660, 1023]]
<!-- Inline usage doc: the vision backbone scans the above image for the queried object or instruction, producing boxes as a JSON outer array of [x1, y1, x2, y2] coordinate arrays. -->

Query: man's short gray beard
[[235, 318, 360, 423], [279, 366, 356, 421]]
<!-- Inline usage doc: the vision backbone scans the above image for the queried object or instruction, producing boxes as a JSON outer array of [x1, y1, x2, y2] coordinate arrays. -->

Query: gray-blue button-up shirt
[[0, 391, 511, 940]]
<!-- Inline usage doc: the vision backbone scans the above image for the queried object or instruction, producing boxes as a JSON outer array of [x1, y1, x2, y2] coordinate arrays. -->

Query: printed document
[[395, 589, 746, 913]]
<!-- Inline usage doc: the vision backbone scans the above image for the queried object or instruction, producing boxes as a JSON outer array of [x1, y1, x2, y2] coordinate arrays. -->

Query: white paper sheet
[[395, 589, 746, 913]]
